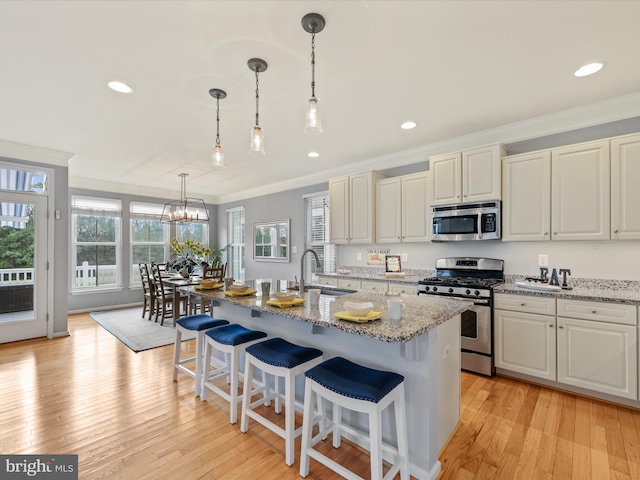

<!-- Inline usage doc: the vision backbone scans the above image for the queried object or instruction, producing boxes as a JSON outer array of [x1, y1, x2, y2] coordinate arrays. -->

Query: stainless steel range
[[417, 257, 504, 376]]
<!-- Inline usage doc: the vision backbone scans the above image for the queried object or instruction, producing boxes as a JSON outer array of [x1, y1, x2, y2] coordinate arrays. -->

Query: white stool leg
[[240, 356, 254, 433], [284, 370, 295, 466], [369, 407, 383, 480], [332, 402, 342, 448], [229, 347, 240, 424], [194, 331, 204, 397], [172, 329, 183, 381], [274, 375, 282, 414], [299, 378, 314, 477], [395, 386, 410, 480], [201, 340, 213, 401]]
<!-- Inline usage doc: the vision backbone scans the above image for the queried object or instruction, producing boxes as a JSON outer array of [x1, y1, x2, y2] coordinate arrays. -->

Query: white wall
[[338, 240, 640, 281]]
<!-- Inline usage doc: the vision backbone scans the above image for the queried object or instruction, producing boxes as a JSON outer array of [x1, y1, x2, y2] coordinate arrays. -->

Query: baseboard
[[68, 302, 143, 315]]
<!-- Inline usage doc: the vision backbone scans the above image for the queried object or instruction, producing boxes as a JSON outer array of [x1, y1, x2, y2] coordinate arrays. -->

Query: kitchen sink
[[318, 287, 356, 296]]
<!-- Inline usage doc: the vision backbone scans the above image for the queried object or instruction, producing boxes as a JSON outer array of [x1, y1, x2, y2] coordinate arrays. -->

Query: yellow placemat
[[333, 311, 383, 323], [195, 283, 223, 291], [266, 298, 305, 308], [224, 289, 257, 296]]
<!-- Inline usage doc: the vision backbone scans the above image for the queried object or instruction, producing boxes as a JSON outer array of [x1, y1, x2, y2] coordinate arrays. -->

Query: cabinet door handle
[[592, 310, 597, 314], [550, 324, 554, 328], [553, 232, 558, 235], [520, 303, 525, 306], [614, 229, 619, 233], [544, 232, 548, 236], [558, 325, 564, 329]]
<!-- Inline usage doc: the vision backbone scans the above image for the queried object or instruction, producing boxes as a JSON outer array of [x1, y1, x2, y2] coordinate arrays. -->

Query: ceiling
[[1, 0, 640, 204]]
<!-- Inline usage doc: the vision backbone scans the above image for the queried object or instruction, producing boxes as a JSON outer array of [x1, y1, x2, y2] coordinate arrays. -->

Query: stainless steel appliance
[[417, 257, 504, 376], [431, 200, 501, 241]]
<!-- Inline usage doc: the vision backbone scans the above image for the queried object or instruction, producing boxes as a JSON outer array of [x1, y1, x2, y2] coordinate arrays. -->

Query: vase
[[179, 267, 189, 278]]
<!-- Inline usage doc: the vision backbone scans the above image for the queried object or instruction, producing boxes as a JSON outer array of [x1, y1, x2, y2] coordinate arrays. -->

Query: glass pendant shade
[[249, 126, 265, 155], [304, 96, 323, 135], [212, 144, 225, 167]]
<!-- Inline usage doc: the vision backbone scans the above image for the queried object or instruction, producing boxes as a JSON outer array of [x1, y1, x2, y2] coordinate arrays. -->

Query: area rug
[[89, 308, 177, 352]]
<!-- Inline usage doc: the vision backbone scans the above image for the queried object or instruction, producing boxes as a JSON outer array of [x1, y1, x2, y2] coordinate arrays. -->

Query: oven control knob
[[474, 290, 480, 296], [448, 287, 454, 293], [465, 289, 471, 295], [432, 287, 438, 292], [424, 286, 430, 292]]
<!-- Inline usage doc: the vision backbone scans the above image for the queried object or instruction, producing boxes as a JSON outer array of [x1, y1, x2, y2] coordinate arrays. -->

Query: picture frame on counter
[[385, 254, 402, 273]]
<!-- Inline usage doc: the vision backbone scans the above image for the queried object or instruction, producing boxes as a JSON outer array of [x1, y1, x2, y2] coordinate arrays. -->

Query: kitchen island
[[193, 280, 472, 480]]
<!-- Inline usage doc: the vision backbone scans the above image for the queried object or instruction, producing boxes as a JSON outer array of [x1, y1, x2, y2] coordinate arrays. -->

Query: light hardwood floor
[[3, 313, 640, 479]]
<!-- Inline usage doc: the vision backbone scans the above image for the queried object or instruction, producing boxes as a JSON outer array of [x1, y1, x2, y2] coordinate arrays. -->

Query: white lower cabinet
[[337, 278, 362, 290], [556, 315, 637, 400], [495, 308, 556, 381], [389, 283, 418, 295], [316, 276, 338, 287], [361, 281, 388, 293], [495, 294, 639, 402]]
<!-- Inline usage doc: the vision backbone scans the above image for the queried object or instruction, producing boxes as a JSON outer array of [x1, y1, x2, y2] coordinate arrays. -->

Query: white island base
[[210, 297, 462, 480]]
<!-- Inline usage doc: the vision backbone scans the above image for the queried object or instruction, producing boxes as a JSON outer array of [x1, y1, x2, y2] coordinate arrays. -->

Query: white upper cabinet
[[330, 171, 384, 244], [376, 172, 430, 243], [551, 140, 610, 241], [502, 150, 551, 241], [611, 132, 640, 240], [430, 144, 506, 206]]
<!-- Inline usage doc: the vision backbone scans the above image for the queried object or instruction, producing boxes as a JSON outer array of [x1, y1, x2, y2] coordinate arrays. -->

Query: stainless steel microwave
[[431, 201, 501, 241]]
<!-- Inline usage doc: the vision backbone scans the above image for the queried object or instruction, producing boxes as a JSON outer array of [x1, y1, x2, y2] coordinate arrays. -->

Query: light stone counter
[[497, 276, 640, 305]]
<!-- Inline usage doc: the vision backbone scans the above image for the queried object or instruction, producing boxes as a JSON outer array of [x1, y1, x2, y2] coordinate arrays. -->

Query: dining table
[[160, 274, 203, 323]]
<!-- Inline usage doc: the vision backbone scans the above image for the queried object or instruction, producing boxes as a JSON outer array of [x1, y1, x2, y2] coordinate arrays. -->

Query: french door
[[0, 191, 48, 343]]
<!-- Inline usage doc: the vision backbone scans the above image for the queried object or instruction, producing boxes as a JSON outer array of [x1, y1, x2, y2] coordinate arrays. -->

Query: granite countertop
[[194, 279, 472, 344], [497, 277, 640, 305], [319, 266, 433, 285]]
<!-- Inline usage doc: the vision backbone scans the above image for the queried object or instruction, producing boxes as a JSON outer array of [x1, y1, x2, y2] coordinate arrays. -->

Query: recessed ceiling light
[[401, 121, 416, 130], [307, 151, 320, 158], [108, 81, 134, 93], [574, 62, 604, 77]]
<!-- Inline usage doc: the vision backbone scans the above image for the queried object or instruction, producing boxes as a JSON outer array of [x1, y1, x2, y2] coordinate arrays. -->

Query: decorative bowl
[[343, 301, 374, 317], [229, 283, 249, 292], [200, 278, 217, 288], [273, 291, 297, 302]]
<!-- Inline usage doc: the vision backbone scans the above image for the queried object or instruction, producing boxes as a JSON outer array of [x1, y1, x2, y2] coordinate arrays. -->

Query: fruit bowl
[[272, 291, 297, 301], [343, 301, 374, 317]]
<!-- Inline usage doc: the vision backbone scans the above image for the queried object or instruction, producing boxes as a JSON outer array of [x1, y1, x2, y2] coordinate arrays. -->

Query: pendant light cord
[[254, 69, 260, 127], [215, 96, 221, 146], [310, 31, 316, 97]]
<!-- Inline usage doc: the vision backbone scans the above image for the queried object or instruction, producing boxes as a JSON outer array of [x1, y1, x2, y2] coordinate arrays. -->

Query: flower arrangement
[[168, 238, 213, 273]]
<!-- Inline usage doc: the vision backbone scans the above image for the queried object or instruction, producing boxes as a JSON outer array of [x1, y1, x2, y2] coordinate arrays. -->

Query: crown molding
[[0, 139, 75, 166]]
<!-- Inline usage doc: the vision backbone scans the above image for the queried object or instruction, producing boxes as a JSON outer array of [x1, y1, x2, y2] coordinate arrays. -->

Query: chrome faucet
[[299, 248, 321, 297]]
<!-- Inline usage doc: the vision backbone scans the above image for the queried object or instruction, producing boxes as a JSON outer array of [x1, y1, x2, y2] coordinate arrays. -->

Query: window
[[176, 222, 208, 245], [227, 206, 245, 281], [304, 192, 336, 283], [72, 196, 121, 291], [130, 202, 167, 286]]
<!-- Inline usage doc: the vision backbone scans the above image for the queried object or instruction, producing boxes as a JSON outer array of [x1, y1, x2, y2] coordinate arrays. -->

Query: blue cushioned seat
[[305, 356, 404, 403], [176, 314, 228, 331], [206, 324, 267, 346], [246, 337, 322, 369]]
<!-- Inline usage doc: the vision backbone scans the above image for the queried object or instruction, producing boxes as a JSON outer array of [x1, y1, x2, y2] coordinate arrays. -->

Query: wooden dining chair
[[189, 264, 226, 315], [151, 263, 187, 326], [139, 263, 154, 320]]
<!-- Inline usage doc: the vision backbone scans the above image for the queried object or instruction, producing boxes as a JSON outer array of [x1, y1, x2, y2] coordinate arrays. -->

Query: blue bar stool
[[201, 324, 268, 424], [173, 314, 229, 397], [299, 356, 409, 480], [240, 337, 324, 466]]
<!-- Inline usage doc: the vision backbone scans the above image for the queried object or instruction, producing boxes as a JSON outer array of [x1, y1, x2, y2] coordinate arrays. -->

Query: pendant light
[[302, 13, 325, 135], [160, 173, 209, 224], [209, 88, 227, 168], [248, 58, 268, 155]]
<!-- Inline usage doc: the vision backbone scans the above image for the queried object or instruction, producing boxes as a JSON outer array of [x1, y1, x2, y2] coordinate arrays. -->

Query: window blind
[[304, 192, 336, 281], [130, 201, 165, 220], [72, 196, 122, 217]]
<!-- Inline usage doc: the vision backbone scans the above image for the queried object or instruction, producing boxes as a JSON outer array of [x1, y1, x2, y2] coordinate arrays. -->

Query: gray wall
[[1, 156, 69, 336], [67, 187, 218, 312], [216, 183, 328, 282]]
